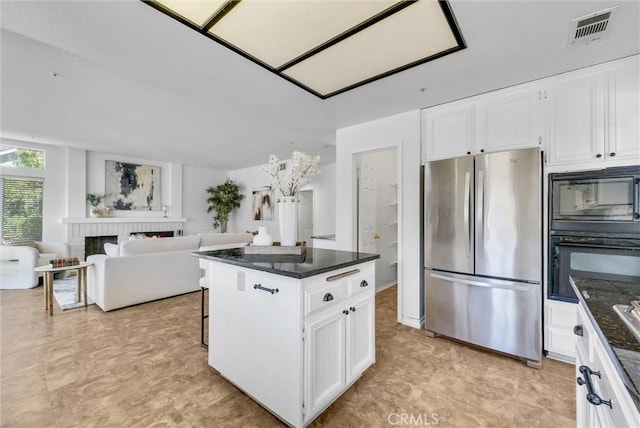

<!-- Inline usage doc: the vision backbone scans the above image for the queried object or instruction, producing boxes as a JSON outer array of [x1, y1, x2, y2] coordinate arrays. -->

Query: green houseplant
[[86, 193, 105, 217], [206, 179, 243, 233]]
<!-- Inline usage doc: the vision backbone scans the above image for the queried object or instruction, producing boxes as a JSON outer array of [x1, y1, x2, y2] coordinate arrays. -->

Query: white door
[[345, 294, 375, 385], [304, 309, 346, 422], [298, 190, 314, 246], [358, 157, 377, 255]]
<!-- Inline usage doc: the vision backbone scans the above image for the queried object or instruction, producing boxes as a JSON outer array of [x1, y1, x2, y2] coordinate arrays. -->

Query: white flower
[[263, 151, 320, 197]]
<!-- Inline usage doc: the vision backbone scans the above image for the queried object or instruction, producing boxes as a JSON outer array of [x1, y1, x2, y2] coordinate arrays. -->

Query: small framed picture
[[252, 187, 274, 221]]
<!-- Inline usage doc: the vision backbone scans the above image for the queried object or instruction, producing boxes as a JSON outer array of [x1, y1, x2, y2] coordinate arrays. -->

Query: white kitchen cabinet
[[304, 274, 375, 423], [574, 303, 639, 427], [422, 102, 474, 161], [546, 57, 640, 166], [544, 299, 576, 361], [546, 72, 607, 164], [608, 61, 640, 160], [476, 88, 542, 154]]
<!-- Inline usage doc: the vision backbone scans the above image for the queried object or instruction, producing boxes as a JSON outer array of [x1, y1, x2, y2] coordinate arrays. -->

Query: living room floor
[[1, 284, 576, 427]]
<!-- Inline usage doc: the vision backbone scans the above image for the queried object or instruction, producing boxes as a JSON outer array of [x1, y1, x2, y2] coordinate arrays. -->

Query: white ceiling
[[1, 0, 638, 170]]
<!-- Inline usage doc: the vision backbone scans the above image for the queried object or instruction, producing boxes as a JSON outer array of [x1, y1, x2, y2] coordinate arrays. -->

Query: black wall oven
[[549, 165, 640, 302]]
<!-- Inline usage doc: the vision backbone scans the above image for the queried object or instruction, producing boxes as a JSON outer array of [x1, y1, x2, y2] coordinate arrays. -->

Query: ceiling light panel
[[144, 0, 465, 98], [154, 0, 228, 27], [208, 1, 399, 68], [283, 0, 458, 96]]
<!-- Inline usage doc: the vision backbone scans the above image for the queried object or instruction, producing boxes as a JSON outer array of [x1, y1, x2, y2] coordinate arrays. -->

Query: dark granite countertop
[[311, 234, 336, 241], [570, 277, 640, 410], [192, 247, 379, 279]]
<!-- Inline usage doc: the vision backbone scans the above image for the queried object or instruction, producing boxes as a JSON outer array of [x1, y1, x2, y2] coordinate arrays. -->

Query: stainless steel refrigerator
[[424, 147, 542, 363]]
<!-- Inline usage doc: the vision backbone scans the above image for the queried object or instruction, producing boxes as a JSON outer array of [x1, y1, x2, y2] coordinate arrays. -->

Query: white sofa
[[87, 232, 253, 311], [0, 241, 71, 289]]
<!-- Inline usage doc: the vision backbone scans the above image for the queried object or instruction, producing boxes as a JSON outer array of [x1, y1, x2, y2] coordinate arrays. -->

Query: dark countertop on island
[[571, 277, 640, 410], [192, 247, 379, 279]]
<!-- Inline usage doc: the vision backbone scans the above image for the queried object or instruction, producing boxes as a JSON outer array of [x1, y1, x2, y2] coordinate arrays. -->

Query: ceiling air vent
[[567, 5, 619, 47]]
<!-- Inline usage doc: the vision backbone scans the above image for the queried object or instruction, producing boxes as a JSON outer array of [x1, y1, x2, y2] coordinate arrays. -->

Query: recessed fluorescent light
[[144, 0, 465, 98]]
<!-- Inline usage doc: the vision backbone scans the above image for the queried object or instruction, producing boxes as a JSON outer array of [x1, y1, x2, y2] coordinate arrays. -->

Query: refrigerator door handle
[[463, 171, 471, 257], [477, 169, 485, 259], [430, 273, 531, 292]]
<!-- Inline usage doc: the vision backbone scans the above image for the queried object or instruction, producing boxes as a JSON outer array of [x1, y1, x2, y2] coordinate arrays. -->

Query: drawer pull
[[253, 284, 279, 295], [573, 325, 583, 337], [343, 309, 350, 315], [326, 269, 360, 282], [350, 306, 356, 312], [577, 365, 613, 409], [323, 293, 334, 302], [360, 280, 369, 288]]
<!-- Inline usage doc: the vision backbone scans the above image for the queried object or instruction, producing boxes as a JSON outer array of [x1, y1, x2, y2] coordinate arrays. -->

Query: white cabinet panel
[[546, 73, 606, 164], [476, 89, 542, 154], [305, 308, 346, 419], [608, 62, 640, 161], [346, 294, 375, 384], [423, 104, 473, 161]]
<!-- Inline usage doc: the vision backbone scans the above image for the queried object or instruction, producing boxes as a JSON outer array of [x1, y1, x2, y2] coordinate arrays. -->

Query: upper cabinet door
[[476, 88, 542, 154], [607, 61, 640, 161], [422, 103, 474, 162], [546, 73, 606, 164]]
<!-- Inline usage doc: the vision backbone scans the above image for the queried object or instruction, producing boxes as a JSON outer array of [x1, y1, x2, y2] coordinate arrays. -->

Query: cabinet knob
[[350, 306, 356, 312], [610, 152, 616, 157], [573, 325, 583, 337], [467, 151, 471, 155], [480, 149, 485, 153], [343, 309, 349, 315], [360, 280, 368, 288], [596, 154, 602, 158]]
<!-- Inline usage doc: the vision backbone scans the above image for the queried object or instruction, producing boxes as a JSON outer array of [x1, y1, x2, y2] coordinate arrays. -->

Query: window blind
[[1, 177, 44, 241]]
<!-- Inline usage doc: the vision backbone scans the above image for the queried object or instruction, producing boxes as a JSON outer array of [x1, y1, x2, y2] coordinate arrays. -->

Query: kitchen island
[[570, 277, 640, 427], [192, 247, 379, 427]]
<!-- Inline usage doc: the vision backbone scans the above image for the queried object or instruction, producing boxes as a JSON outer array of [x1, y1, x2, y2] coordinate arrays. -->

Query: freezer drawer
[[425, 270, 541, 361]]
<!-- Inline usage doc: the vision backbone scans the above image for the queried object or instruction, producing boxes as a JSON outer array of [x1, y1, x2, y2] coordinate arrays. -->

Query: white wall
[[336, 110, 422, 328], [182, 165, 228, 235], [228, 162, 336, 239]]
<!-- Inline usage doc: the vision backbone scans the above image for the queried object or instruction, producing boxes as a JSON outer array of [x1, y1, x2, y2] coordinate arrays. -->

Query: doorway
[[356, 149, 398, 291], [298, 190, 314, 246]]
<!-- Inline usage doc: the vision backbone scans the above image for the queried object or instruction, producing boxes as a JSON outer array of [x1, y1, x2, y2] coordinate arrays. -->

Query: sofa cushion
[[119, 235, 201, 256], [198, 232, 253, 248], [104, 243, 120, 257]]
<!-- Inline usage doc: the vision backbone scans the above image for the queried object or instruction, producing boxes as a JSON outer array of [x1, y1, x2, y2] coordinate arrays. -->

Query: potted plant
[[206, 179, 243, 233], [86, 193, 104, 217]]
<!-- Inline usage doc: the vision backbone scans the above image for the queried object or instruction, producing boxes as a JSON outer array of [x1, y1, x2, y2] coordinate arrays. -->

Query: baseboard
[[376, 281, 396, 293], [400, 315, 424, 329], [545, 350, 576, 365]]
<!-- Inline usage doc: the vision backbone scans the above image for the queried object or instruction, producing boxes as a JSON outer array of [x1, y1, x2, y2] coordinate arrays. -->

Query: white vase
[[253, 227, 273, 246], [278, 197, 298, 247]]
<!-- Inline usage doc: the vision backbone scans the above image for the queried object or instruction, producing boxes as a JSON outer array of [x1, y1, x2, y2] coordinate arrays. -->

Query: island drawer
[[304, 281, 346, 317], [347, 272, 375, 297]]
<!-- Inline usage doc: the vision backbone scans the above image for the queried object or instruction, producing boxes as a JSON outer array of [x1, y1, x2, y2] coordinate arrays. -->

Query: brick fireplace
[[62, 217, 186, 260]]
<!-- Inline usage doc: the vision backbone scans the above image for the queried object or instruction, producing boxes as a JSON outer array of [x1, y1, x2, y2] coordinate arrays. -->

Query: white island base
[[201, 255, 376, 427]]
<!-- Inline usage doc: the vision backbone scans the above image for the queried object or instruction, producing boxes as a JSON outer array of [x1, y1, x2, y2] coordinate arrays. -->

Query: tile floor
[[0, 285, 576, 427]]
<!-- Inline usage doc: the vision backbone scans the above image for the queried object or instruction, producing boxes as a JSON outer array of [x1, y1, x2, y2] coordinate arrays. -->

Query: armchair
[[0, 241, 71, 289]]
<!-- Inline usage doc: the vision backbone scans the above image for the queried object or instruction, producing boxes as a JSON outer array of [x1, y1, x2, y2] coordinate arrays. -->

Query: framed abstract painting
[[105, 160, 161, 211]]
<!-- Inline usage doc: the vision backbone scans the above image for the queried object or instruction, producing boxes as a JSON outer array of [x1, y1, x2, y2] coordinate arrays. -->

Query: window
[[1, 177, 44, 241], [0, 145, 45, 169]]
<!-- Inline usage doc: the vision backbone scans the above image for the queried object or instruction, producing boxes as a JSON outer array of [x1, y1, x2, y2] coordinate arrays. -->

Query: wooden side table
[[34, 262, 93, 316]]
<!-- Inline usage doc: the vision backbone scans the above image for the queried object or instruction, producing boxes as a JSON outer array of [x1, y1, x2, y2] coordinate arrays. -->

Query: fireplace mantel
[[61, 217, 187, 224]]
